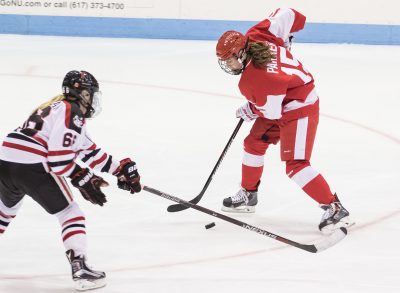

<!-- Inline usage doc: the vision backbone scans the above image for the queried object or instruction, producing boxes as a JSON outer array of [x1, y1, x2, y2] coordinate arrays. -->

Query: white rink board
[[0, 0, 399, 24]]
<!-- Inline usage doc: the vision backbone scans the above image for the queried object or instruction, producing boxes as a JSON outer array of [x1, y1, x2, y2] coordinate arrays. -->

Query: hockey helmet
[[216, 31, 248, 75], [62, 70, 102, 118]]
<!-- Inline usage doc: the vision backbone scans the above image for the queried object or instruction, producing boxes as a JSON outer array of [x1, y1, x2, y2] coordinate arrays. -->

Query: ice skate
[[319, 195, 354, 234], [66, 250, 106, 291], [222, 188, 258, 213]]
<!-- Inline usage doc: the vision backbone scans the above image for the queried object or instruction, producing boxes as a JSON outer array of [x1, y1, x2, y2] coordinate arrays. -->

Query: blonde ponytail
[[32, 95, 65, 114]]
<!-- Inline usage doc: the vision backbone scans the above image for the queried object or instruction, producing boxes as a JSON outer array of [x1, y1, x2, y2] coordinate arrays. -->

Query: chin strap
[[80, 100, 95, 118], [237, 38, 250, 73], [64, 91, 95, 118], [232, 38, 250, 75]]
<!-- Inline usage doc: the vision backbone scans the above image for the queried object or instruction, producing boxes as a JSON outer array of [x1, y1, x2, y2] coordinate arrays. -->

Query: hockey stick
[[144, 185, 347, 253], [167, 118, 244, 213]]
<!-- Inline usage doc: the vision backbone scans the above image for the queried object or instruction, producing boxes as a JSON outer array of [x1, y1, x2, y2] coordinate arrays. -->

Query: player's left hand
[[70, 168, 109, 206], [284, 34, 294, 51], [113, 158, 141, 194]]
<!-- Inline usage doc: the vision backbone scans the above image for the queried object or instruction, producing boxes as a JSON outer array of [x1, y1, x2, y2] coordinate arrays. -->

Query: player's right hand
[[236, 102, 258, 122], [113, 158, 141, 194]]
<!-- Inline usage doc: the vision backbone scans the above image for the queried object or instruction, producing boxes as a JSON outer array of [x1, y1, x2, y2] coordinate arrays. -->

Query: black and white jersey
[[0, 97, 119, 176]]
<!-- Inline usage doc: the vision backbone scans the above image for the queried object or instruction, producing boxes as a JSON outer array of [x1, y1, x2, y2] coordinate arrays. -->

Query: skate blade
[[221, 205, 255, 213], [74, 278, 106, 291], [321, 216, 355, 235]]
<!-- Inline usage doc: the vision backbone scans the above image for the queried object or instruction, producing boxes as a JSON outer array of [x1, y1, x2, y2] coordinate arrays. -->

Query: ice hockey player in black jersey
[[0, 70, 141, 291]]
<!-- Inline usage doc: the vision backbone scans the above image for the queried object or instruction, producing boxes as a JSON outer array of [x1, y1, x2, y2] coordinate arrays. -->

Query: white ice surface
[[0, 35, 399, 293]]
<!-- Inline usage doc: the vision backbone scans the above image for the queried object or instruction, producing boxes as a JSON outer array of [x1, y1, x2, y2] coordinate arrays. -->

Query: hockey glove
[[113, 158, 141, 194], [284, 34, 294, 51], [70, 168, 109, 206], [236, 102, 258, 122]]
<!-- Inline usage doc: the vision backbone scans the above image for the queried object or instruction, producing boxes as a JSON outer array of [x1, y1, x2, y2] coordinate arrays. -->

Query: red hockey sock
[[242, 164, 263, 191], [302, 174, 336, 204], [286, 160, 335, 204]]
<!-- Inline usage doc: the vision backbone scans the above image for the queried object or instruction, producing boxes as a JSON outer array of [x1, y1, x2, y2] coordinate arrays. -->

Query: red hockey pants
[[241, 113, 336, 204]]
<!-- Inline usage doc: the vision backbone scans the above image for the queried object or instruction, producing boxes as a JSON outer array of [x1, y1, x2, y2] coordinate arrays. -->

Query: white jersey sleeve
[[76, 130, 120, 174], [267, 8, 306, 42]]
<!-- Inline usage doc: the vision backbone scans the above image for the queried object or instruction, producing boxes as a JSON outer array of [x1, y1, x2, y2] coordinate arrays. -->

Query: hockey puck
[[205, 222, 216, 229]]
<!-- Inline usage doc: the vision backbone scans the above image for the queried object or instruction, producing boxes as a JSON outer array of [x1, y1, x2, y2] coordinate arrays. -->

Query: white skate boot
[[319, 194, 354, 234], [222, 188, 258, 213], [66, 249, 106, 291]]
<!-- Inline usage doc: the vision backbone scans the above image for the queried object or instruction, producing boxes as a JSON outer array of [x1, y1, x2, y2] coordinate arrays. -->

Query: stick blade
[[167, 195, 202, 212], [167, 203, 189, 212], [314, 227, 348, 253]]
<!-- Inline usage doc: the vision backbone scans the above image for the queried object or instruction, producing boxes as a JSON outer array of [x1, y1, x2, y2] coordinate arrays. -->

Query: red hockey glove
[[113, 158, 141, 194], [70, 168, 109, 206], [236, 102, 258, 122]]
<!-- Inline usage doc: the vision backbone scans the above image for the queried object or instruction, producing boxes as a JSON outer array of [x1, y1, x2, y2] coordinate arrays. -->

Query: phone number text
[[70, 2, 124, 9]]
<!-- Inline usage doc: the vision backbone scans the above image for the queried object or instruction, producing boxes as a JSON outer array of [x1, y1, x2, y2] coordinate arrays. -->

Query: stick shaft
[[145, 185, 332, 253], [167, 119, 244, 212]]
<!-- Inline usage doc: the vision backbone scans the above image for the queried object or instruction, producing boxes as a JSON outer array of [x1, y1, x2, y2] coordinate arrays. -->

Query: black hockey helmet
[[62, 70, 102, 118]]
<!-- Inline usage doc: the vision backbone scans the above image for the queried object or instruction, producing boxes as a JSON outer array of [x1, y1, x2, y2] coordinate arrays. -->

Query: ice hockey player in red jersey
[[216, 8, 354, 233], [0, 70, 141, 291]]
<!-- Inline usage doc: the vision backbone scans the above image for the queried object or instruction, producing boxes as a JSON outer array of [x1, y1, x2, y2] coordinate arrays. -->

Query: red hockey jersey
[[0, 98, 119, 177], [240, 8, 319, 121]]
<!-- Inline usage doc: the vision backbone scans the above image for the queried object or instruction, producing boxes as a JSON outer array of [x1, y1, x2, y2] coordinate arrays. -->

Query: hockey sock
[[0, 198, 22, 235], [286, 160, 336, 204], [242, 164, 263, 191], [241, 151, 264, 191], [56, 202, 87, 257]]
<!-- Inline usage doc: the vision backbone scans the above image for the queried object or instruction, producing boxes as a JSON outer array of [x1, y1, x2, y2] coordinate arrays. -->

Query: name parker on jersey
[[266, 43, 279, 74]]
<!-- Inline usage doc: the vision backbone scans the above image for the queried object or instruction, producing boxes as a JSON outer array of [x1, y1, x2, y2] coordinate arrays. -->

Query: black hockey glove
[[113, 158, 141, 194], [70, 168, 109, 206], [284, 34, 294, 51]]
